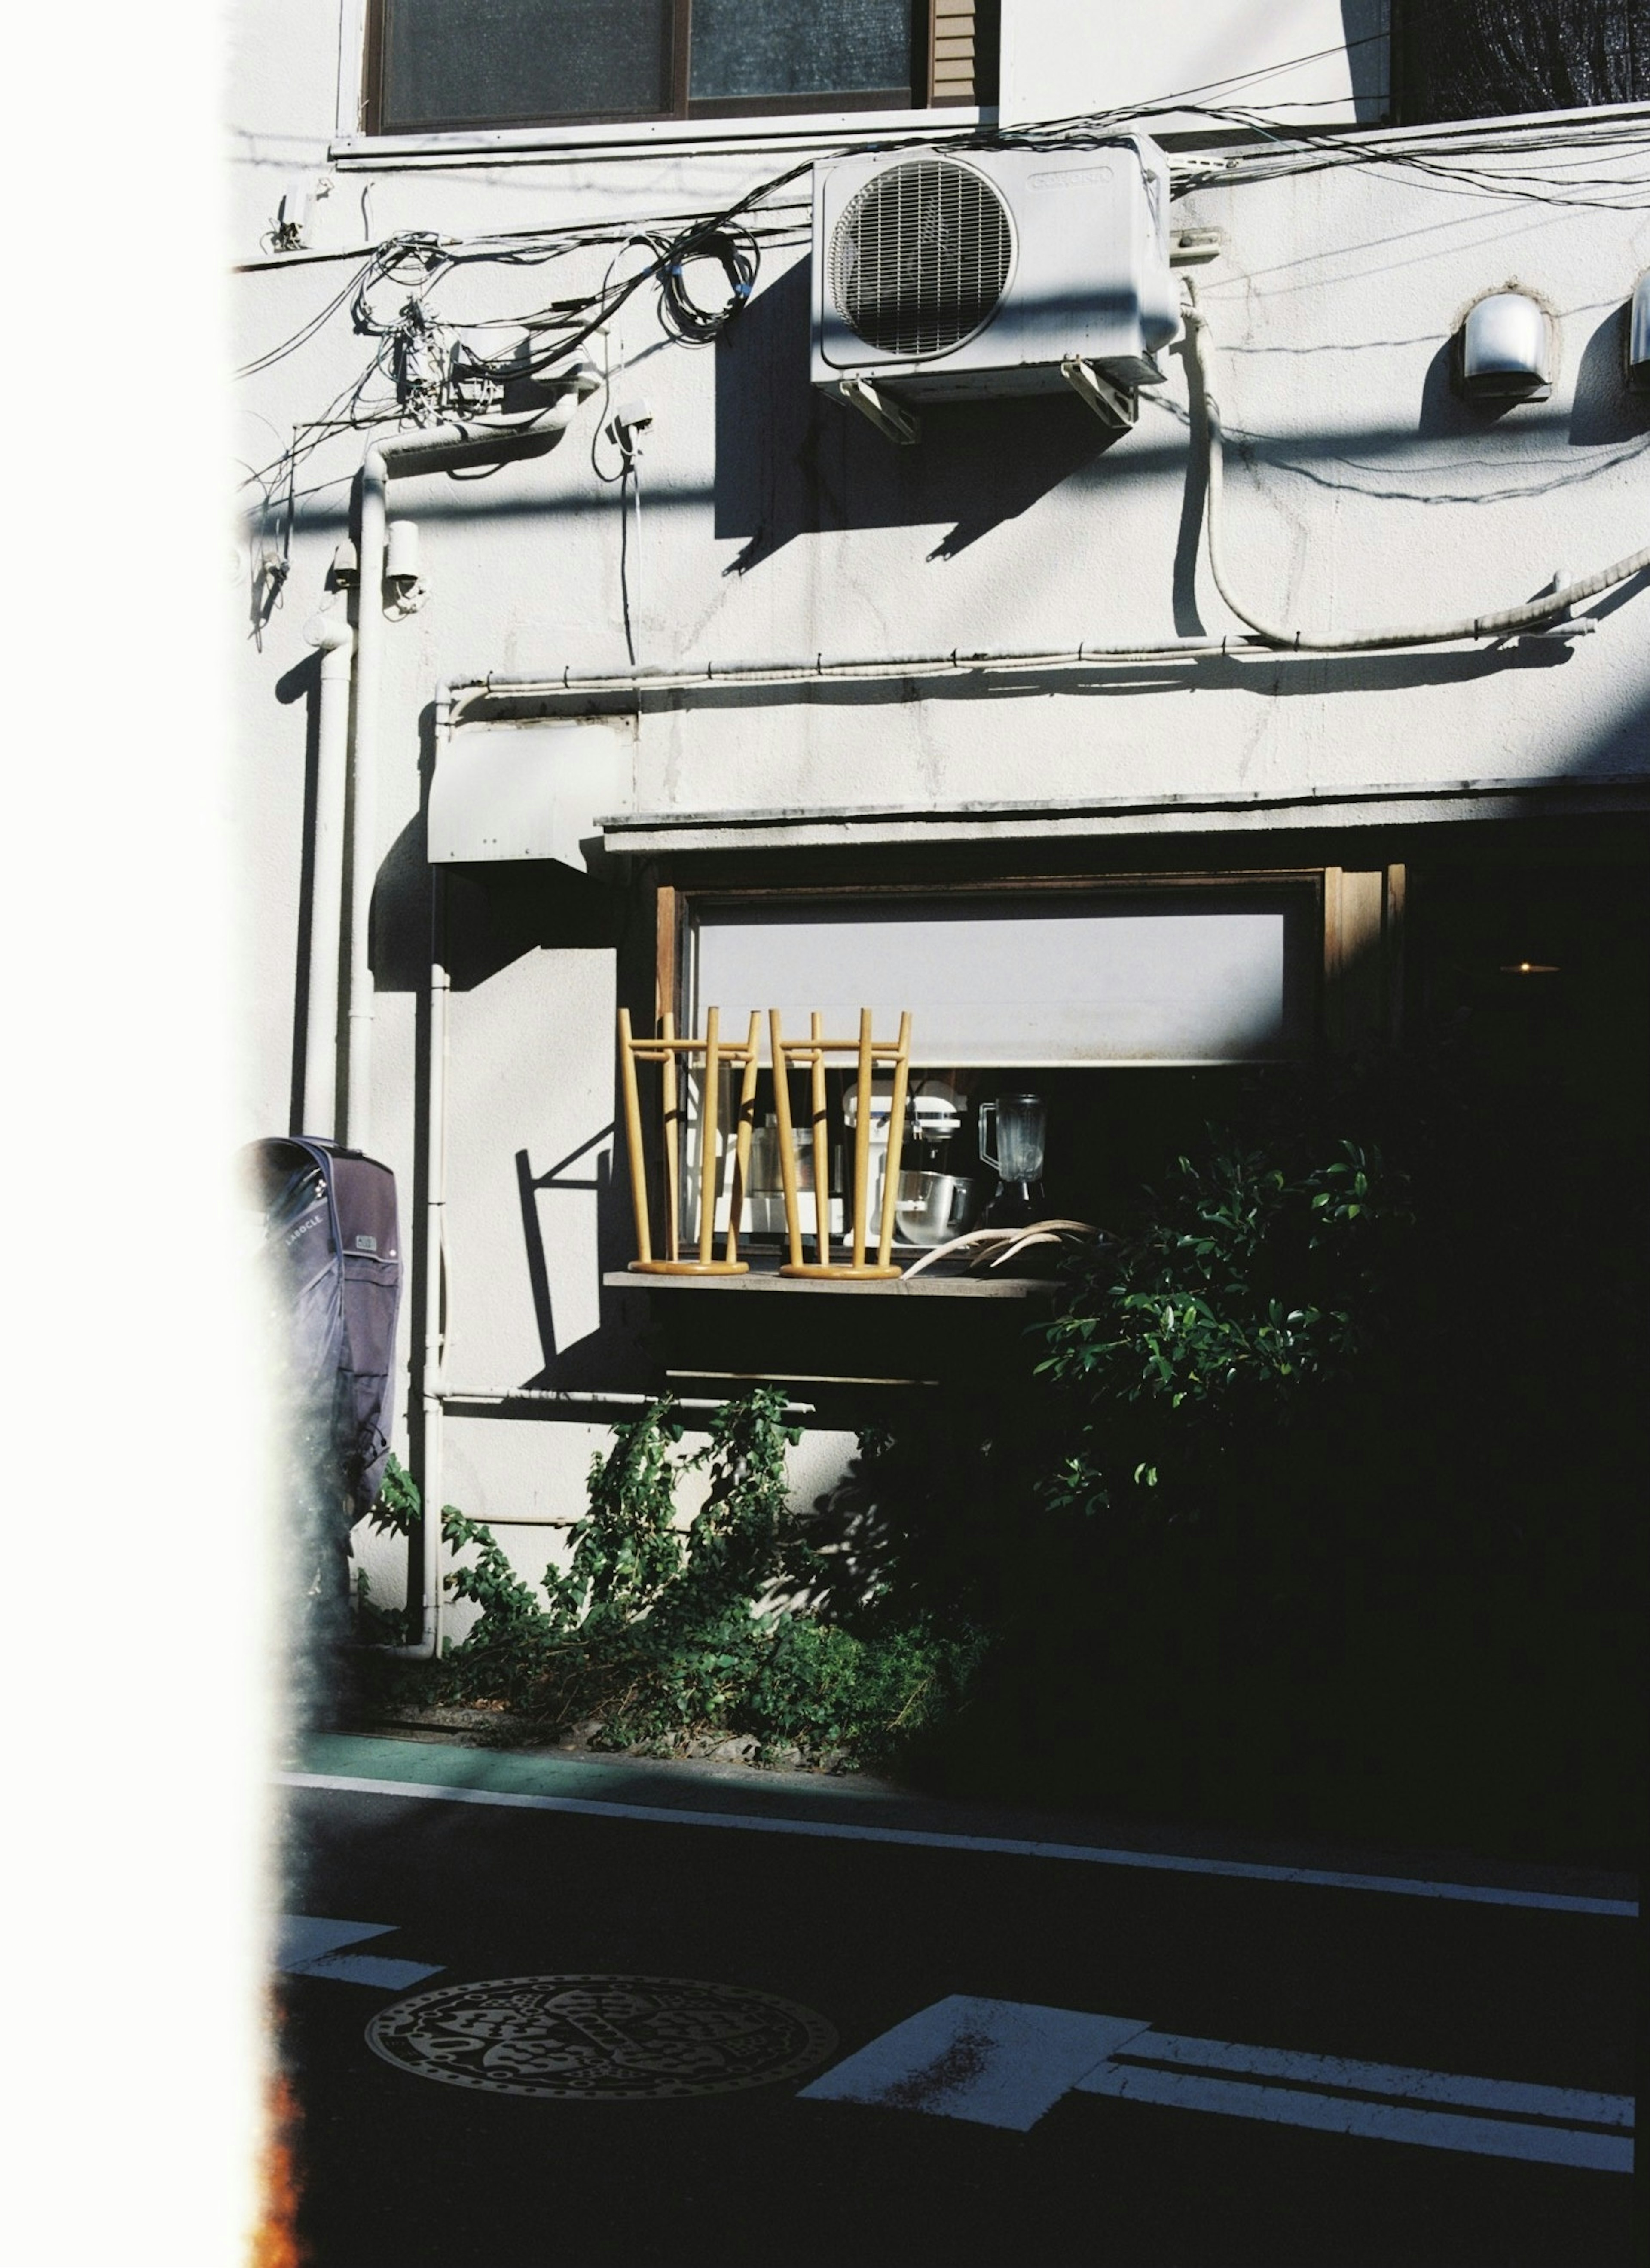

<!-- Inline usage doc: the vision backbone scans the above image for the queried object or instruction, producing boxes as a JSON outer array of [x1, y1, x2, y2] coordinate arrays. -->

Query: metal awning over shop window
[[427, 720, 632, 870]]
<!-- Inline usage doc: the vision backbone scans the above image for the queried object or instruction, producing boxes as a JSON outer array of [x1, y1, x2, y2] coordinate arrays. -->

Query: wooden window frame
[[362, 0, 1002, 137], [661, 864, 1407, 1058]]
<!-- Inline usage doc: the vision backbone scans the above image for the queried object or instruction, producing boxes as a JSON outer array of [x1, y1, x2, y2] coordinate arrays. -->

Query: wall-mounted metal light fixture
[[1457, 290, 1552, 404], [384, 519, 425, 618], [1628, 272, 1650, 392]]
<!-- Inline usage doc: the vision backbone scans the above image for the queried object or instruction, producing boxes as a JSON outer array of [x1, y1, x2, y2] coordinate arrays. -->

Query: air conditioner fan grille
[[831, 158, 1013, 359]]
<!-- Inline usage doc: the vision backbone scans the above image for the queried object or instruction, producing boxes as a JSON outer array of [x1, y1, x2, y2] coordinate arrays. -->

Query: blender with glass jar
[[978, 1092, 1047, 1227]]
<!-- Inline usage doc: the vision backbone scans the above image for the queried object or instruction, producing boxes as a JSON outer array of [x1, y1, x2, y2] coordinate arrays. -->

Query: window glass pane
[[381, 0, 675, 131], [690, 0, 913, 104], [1396, 0, 1648, 122], [692, 893, 1313, 1066]]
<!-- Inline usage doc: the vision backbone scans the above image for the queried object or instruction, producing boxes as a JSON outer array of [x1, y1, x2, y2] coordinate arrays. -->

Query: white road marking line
[[276, 1916, 398, 1968], [275, 1914, 444, 1989], [276, 1771, 1638, 1917], [1076, 2062, 1633, 2174], [292, 1952, 446, 1989], [802, 1998, 1633, 2173], [1115, 2031, 1634, 2129], [798, 1996, 1152, 2131]]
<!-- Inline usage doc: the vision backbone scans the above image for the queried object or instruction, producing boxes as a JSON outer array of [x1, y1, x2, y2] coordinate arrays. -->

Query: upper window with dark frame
[[1393, 0, 1648, 123], [365, 0, 999, 135]]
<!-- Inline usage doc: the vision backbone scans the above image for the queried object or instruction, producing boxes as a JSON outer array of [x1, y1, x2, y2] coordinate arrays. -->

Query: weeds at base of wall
[[354, 1394, 985, 1771]]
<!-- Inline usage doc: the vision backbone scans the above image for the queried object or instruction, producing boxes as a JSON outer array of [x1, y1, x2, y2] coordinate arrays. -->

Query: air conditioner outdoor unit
[[810, 137, 1180, 443]]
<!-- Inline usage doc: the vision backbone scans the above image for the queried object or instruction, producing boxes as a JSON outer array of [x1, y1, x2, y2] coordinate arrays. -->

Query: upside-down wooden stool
[[617, 1007, 761, 1273], [769, 1008, 912, 1279]]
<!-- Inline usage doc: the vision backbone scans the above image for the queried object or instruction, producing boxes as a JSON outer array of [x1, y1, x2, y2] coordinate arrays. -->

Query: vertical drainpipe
[[342, 438, 390, 1154], [300, 614, 354, 1139], [379, 691, 450, 1664], [416, 687, 454, 1660], [340, 385, 598, 1157]]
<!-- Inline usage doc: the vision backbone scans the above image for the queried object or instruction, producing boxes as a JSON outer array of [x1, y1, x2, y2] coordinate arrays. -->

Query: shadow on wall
[[515, 1132, 627, 1389], [354, 733, 645, 1392], [370, 829, 625, 997], [1340, 0, 1394, 120], [713, 257, 1131, 568], [1569, 303, 1650, 447]]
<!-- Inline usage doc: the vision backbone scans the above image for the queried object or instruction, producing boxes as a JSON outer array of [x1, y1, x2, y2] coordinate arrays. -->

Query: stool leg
[[699, 1007, 721, 1266], [850, 1007, 873, 1270], [660, 1010, 679, 1263], [876, 1012, 913, 1267], [770, 1013, 803, 1271], [809, 1011, 830, 1267], [726, 1012, 760, 1264], [617, 1009, 652, 1266]]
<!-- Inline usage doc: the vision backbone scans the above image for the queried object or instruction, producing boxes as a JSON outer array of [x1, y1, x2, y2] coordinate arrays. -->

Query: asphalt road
[[278, 1737, 1638, 2267]]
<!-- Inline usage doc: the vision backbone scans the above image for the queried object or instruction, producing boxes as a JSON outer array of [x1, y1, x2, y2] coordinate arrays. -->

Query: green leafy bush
[[364, 1390, 981, 1767], [1035, 1141, 1407, 1520]]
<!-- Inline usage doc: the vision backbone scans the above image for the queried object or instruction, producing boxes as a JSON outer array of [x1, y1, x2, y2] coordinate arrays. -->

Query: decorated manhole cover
[[365, 1975, 838, 2100]]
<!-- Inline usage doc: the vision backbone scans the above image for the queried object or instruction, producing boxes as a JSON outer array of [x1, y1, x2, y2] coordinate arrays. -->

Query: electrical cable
[[228, 38, 1650, 589], [993, 29, 1393, 133], [622, 447, 642, 665], [232, 88, 1647, 427], [659, 221, 760, 342], [1146, 106, 1650, 211], [235, 258, 378, 379], [1182, 292, 1650, 650]]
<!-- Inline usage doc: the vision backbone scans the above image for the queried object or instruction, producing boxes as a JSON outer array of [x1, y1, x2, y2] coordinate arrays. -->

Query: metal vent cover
[[830, 156, 1014, 359]]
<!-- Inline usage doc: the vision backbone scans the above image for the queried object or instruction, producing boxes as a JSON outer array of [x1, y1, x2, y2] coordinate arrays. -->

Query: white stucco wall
[[999, 0, 1391, 127], [229, 5, 1650, 1624]]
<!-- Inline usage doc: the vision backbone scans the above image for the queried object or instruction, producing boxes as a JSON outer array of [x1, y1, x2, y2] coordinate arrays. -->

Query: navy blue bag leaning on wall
[[243, 1137, 403, 1516]]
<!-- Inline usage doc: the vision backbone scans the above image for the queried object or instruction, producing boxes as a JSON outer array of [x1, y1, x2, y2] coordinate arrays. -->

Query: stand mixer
[[843, 1082, 984, 1247], [892, 1086, 985, 1246]]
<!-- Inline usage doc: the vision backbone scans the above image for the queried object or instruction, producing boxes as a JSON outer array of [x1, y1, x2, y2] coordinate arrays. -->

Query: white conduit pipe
[[387, 848, 452, 1662], [342, 389, 598, 1154], [1182, 301, 1650, 653], [454, 636, 1236, 708], [440, 1387, 817, 1413], [379, 699, 454, 1661], [300, 613, 354, 1139]]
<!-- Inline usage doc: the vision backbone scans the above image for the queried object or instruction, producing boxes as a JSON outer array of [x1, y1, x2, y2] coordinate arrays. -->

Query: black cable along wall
[[1397, 0, 1648, 122]]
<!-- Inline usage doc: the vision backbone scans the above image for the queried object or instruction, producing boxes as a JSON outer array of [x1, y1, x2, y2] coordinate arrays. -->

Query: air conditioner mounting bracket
[[1060, 358, 1138, 431], [835, 375, 922, 446]]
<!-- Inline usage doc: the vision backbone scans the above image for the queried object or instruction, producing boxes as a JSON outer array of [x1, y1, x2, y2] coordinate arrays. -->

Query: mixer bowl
[[894, 1171, 984, 1248]]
